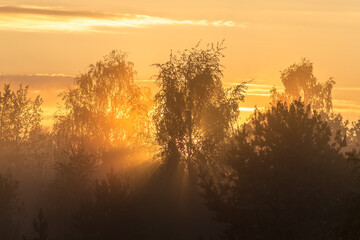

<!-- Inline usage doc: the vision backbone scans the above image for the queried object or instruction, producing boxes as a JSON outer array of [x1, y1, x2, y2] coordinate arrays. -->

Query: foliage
[[270, 58, 347, 150], [75, 169, 138, 240], [331, 150, 360, 239], [33, 209, 48, 240], [153, 42, 246, 169], [200, 100, 353, 239], [349, 119, 360, 148], [53, 50, 153, 158], [50, 150, 95, 207], [47, 151, 95, 238], [271, 58, 335, 113], [23, 209, 49, 240], [0, 173, 21, 240], [0, 84, 44, 167]]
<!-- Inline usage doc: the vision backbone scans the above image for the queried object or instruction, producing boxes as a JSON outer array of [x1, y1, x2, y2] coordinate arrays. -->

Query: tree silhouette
[[131, 42, 247, 240], [23, 208, 49, 240], [0, 173, 21, 240], [349, 119, 360, 148], [270, 59, 346, 150], [47, 151, 95, 239], [200, 100, 353, 239], [53, 50, 153, 159], [0, 84, 44, 168], [74, 169, 139, 240], [153, 42, 246, 170], [33, 209, 48, 240], [272, 58, 335, 112], [332, 150, 360, 239]]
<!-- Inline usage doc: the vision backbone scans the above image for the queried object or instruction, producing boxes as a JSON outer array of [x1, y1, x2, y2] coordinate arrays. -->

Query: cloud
[[0, 73, 74, 89], [0, 5, 245, 33], [0, 5, 114, 18], [333, 99, 360, 112], [334, 87, 360, 91]]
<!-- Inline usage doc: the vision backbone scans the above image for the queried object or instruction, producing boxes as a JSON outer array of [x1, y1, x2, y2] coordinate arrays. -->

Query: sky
[[0, 0, 360, 125]]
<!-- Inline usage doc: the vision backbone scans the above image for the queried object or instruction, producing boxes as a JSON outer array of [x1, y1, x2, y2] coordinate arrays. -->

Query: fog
[[1, 44, 360, 239]]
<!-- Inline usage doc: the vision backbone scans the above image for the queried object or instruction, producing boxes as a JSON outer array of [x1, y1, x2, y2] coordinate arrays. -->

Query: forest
[[1, 42, 360, 240]]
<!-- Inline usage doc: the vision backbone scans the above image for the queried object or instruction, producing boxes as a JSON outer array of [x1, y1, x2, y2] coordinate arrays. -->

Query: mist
[[1, 42, 360, 240]]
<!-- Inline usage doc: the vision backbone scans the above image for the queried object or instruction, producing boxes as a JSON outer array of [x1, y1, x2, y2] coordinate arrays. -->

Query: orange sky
[[0, 1, 360, 124]]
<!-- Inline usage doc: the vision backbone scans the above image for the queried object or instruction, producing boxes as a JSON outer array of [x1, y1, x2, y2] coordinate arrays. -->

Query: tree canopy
[[153, 42, 246, 169], [0, 84, 44, 168], [201, 100, 353, 239], [271, 58, 335, 113], [53, 50, 153, 158]]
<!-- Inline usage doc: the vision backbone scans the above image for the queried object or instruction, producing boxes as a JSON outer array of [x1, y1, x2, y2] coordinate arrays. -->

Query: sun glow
[[238, 107, 258, 112]]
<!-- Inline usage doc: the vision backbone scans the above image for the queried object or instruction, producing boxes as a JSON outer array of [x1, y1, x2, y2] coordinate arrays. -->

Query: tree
[[0, 84, 44, 167], [74, 169, 139, 240], [332, 150, 360, 239], [49, 50, 153, 239], [273, 58, 335, 112], [47, 151, 95, 239], [0, 173, 21, 240], [53, 50, 153, 159], [153, 42, 246, 170], [32, 209, 48, 240], [271, 59, 346, 150], [23, 209, 49, 240], [200, 100, 353, 239], [348, 119, 360, 149]]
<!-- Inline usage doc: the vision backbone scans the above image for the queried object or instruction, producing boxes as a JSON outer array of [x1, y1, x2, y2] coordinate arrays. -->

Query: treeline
[[1, 42, 360, 239]]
